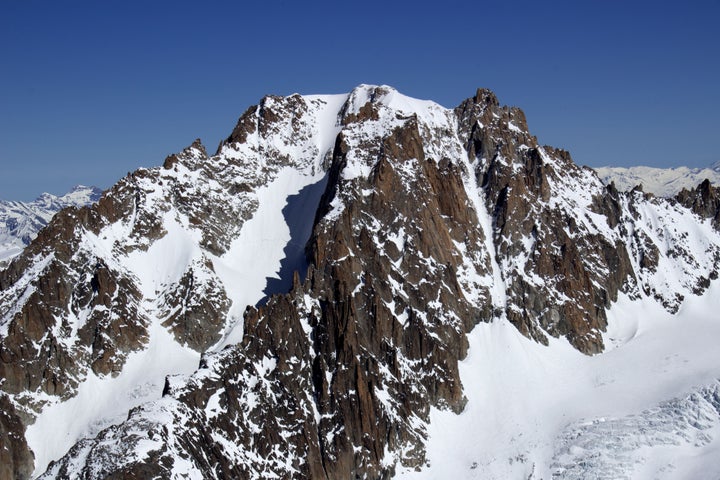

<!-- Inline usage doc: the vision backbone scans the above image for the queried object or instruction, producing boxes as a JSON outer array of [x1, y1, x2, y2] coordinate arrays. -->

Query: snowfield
[[24, 322, 200, 476], [396, 283, 720, 480]]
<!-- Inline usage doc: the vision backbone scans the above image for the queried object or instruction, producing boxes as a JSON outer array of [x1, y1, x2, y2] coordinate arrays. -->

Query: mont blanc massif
[[1, 85, 720, 480]]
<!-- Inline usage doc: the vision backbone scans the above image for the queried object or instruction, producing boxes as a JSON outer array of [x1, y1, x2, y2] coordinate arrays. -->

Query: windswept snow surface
[[212, 92, 345, 346], [396, 283, 720, 480]]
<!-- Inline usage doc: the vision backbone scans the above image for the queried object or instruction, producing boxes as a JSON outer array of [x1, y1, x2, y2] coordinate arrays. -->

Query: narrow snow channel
[[212, 167, 328, 348]]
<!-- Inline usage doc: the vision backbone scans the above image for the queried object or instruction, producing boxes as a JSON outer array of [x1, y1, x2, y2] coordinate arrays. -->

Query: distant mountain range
[[0, 186, 102, 267], [594, 162, 720, 197]]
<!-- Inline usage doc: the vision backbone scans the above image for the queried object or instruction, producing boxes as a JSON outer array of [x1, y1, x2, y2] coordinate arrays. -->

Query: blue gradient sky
[[1, 0, 719, 200]]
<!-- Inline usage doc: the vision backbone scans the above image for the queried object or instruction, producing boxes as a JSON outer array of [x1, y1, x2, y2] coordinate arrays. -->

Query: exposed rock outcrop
[[0, 394, 34, 480], [676, 178, 720, 229]]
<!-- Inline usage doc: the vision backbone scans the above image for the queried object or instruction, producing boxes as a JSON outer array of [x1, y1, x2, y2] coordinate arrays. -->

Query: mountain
[[0, 186, 103, 268], [1, 85, 720, 479], [594, 162, 720, 197]]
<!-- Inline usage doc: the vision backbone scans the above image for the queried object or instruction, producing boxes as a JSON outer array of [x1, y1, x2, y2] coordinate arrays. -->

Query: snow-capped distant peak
[[0, 185, 102, 266], [595, 163, 720, 197], [32, 185, 102, 209]]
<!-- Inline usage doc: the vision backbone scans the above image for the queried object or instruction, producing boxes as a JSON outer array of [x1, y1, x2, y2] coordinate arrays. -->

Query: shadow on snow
[[257, 173, 329, 306]]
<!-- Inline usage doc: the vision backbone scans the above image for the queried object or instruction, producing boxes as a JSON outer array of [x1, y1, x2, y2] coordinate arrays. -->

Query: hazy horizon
[[2, 1, 718, 201]]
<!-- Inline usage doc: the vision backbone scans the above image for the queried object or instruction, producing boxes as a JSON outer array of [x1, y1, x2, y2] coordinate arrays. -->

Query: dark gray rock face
[[2, 85, 718, 479], [677, 178, 720, 229], [0, 394, 34, 480], [456, 91, 642, 353]]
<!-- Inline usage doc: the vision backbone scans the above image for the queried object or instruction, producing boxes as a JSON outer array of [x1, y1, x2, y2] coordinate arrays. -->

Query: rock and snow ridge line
[[2, 89, 361, 477], [0, 185, 102, 267], [0, 85, 719, 479]]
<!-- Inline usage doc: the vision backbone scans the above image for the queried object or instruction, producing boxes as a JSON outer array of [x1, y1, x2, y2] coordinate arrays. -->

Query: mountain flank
[[1, 86, 719, 479]]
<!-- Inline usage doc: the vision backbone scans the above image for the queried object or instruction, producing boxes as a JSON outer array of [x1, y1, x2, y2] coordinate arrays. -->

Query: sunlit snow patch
[[396, 283, 720, 480]]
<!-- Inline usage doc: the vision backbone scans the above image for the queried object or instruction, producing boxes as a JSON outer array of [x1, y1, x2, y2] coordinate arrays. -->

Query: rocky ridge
[[1, 86, 719, 478], [676, 179, 720, 229]]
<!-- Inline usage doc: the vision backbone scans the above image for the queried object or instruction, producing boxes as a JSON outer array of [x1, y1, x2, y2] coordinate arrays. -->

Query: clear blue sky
[[1, 0, 718, 201]]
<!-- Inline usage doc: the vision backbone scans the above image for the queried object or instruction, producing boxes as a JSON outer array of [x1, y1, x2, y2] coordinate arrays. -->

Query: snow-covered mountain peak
[[2, 86, 720, 479], [217, 91, 348, 178], [29, 185, 102, 209], [342, 84, 444, 121]]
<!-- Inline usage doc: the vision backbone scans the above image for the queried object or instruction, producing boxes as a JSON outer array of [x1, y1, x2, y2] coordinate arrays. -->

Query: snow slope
[[396, 283, 720, 480], [17, 94, 347, 477], [595, 162, 720, 197], [24, 322, 199, 475]]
